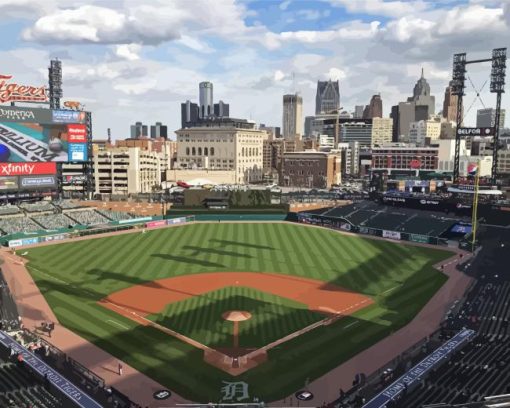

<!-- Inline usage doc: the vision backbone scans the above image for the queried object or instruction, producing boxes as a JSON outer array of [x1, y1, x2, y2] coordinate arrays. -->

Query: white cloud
[[274, 70, 286, 81], [327, 68, 347, 81], [115, 44, 142, 61], [176, 35, 214, 53], [279, 0, 291, 10], [329, 0, 429, 18]]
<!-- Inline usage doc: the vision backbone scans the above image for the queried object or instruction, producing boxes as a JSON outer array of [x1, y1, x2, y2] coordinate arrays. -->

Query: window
[[186, 147, 190, 155], [192, 147, 196, 156], [211, 147, 215, 156], [204, 147, 208, 156], [198, 147, 202, 156]]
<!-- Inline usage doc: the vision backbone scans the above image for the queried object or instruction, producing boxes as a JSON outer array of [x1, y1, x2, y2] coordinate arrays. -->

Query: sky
[[0, 0, 509, 140]]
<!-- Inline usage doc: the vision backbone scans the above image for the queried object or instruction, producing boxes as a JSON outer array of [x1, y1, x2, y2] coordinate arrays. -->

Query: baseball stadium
[[0, 195, 509, 408], [0, 197, 468, 405]]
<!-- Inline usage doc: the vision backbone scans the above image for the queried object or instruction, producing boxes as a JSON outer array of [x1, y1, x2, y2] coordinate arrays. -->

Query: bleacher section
[[96, 209, 133, 222], [0, 359, 65, 408], [65, 210, 109, 226], [31, 214, 75, 230], [0, 201, 137, 235], [304, 201, 465, 238], [391, 227, 510, 407], [0, 271, 20, 332], [0, 206, 21, 216], [18, 202, 55, 213], [0, 217, 42, 235]]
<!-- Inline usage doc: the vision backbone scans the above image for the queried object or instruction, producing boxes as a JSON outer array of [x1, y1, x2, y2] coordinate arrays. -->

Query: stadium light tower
[[490, 48, 506, 183]]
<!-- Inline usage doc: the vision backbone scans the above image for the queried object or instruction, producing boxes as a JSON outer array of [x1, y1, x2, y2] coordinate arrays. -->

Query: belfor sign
[[0, 74, 48, 104]]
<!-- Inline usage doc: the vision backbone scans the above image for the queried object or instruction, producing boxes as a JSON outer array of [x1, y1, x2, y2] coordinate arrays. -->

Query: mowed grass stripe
[[23, 222, 453, 401]]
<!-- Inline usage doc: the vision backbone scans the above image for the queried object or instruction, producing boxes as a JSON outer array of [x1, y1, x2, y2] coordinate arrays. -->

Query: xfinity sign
[[0, 162, 57, 176], [457, 127, 494, 136]]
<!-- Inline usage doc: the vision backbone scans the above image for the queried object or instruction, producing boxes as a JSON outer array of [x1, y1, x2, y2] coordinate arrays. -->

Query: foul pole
[[471, 160, 480, 252]]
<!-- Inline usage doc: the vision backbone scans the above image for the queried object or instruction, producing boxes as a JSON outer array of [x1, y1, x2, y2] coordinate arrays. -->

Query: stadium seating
[[390, 226, 510, 407], [65, 210, 109, 226], [0, 271, 20, 332], [0, 205, 21, 216], [96, 209, 133, 221], [0, 217, 42, 235], [398, 215, 455, 236], [18, 202, 55, 213], [53, 200, 82, 210], [31, 214, 75, 230]]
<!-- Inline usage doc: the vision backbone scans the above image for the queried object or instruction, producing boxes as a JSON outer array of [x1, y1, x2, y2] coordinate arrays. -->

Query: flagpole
[[471, 160, 480, 252]]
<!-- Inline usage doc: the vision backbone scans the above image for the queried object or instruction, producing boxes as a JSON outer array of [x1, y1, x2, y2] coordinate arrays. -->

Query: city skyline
[[0, 0, 509, 139]]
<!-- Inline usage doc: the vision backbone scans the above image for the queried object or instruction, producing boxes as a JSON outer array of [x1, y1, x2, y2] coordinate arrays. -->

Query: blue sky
[[0, 0, 509, 139]]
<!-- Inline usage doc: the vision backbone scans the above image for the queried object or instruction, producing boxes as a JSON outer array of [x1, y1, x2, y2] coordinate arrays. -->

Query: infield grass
[[148, 286, 325, 348], [23, 222, 452, 402]]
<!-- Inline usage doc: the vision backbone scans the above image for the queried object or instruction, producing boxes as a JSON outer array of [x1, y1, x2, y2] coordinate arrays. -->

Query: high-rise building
[[181, 100, 199, 128], [368, 94, 383, 118], [476, 108, 506, 129], [409, 119, 441, 146], [315, 80, 340, 114], [213, 100, 229, 117], [340, 121, 373, 147], [282, 93, 303, 140], [130, 122, 148, 138], [371, 118, 393, 147], [353, 105, 365, 119], [362, 105, 370, 119], [442, 81, 459, 123], [408, 68, 435, 117], [199, 81, 214, 119], [390, 105, 399, 142], [150, 122, 168, 139]]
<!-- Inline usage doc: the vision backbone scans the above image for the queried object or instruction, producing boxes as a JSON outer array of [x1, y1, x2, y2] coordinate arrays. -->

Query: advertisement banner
[[146, 220, 167, 228], [0, 106, 45, 123], [68, 143, 88, 161], [119, 216, 152, 224], [0, 122, 87, 162], [410, 234, 429, 244], [52, 110, 87, 124], [0, 162, 57, 176], [43, 234, 68, 242], [167, 217, 187, 225], [457, 127, 494, 136], [383, 230, 401, 240], [21, 237, 40, 246], [362, 329, 475, 408], [0, 176, 18, 190], [0, 74, 48, 104], [20, 175, 57, 189], [66, 124, 87, 143], [359, 226, 369, 234], [8, 239, 23, 248]]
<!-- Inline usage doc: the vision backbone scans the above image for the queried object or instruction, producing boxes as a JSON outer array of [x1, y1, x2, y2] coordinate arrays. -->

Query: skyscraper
[[130, 121, 148, 138], [353, 105, 364, 119], [150, 122, 168, 139], [199, 81, 214, 119], [477, 108, 506, 129], [214, 100, 229, 117], [283, 93, 303, 140], [315, 80, 340, 114], [408, 68, 435, 116], [368, 94, 383, 118], [181, 100, 199, 128], [442, 81, 459, 123]]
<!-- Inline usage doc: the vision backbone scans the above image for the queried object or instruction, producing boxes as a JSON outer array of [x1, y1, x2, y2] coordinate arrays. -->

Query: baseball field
[[22, 222, 453, 401]]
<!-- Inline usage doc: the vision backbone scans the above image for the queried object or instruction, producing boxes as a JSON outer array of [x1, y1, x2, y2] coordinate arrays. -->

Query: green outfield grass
[[148, 286, 325, 349], [23, 222, 453, 402]]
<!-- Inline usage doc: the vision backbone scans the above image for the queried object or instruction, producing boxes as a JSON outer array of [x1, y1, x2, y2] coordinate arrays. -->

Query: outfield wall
[[296, 212, 448, 246]]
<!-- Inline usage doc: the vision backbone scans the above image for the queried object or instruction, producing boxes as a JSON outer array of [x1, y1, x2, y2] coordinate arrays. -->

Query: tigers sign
[[0, 74, 48, 104]]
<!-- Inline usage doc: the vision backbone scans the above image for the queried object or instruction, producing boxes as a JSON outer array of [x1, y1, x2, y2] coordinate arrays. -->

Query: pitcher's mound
[[222, 310, 252, 322]]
